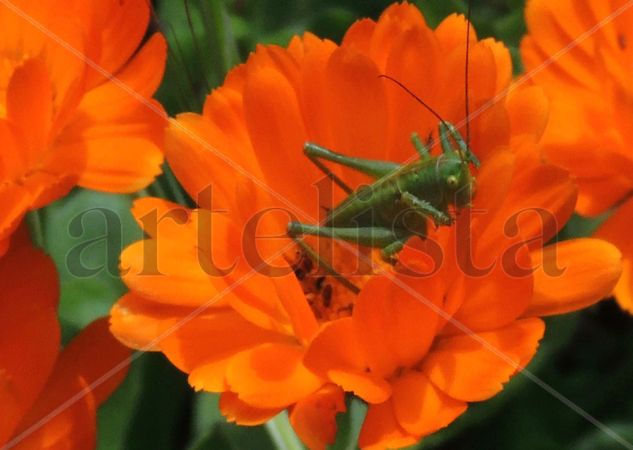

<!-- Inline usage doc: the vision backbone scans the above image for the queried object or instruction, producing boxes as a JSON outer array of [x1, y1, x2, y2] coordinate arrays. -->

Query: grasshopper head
[[437, 154, 475, 208]]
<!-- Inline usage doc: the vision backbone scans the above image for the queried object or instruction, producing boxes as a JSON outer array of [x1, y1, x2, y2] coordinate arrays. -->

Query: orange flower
[[111, 3, 622, 449], [303, 143, 622, 447], [0, 228, 130, 449], [0, 0, 166, 252], [521, 0, 633, 310]]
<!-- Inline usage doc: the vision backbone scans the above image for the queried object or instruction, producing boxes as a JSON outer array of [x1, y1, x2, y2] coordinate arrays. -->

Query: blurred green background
[[39, 0, 633, 449]]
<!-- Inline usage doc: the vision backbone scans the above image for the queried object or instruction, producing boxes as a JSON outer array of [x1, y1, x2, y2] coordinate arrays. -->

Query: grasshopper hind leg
[[287, 222, 407, 249]]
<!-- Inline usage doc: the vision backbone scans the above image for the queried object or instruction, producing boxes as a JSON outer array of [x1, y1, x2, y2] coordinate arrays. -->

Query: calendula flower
[[111, 2, 622, 449], [0, 228, 130, 448], [521, 0, 633, 311], [0, 0, 166, 252]]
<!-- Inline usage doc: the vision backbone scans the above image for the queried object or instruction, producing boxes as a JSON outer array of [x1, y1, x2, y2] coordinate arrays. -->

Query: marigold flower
[[521, 0, 633, 311], [111, 3, 622, 449], [0, 0, 166, 252], [0, 228, 130, 449]]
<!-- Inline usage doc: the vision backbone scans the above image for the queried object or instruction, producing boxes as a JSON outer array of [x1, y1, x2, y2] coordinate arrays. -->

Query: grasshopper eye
[[446, 175, 459, 189]]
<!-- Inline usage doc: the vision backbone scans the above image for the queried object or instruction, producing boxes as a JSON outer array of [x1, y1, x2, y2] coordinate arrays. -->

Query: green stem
[[265, 412, 304, 450], [199, 0, 240, 83]]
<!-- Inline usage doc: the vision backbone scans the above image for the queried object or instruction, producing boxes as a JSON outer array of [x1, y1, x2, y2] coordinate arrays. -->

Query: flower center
[[289, 243, 371, 322]]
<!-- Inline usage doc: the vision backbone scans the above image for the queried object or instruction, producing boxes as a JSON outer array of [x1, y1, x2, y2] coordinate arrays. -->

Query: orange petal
[[54, 318, 131, 406], [435, 14, 477, 54], [471, 148, 515, 221], [596, 198, 633, 311], [328, 370, 392, 405], [87, 0, 152, 85], [158, 309, 286, 385], [243, 65, 318, 218], [392, 371, 467, 437], [296, 34, 339, 150], [0, 233, 60, 443], [225, 343, 322, 409], [367, 2, 427, 70], [353, 274, 444, 377], [165, 113, 261, 211], [69, 135, 163, 193], [325, 47, 389, 186], [6, 58, 53, 159], [525, 238, 622, 316], [11, 376, 96, 450], [130, 197, 190, 238], [358, 401, 418, 450], [448, 239, 533, 333], [0, 183, 31, 245], [576, 175, 633, 217], [342, 18, 376, 55], [120, 239, 227, 306], [219, 392, 283, 426], [522, 0, 603, 90], [422, 318, 545, 402], [304, 318, 392, 404], [109, 292, 186, 350], [383, 25, 440, 162], [271, 275, 319, 343], [81, 33, 167, 111], [506, 84, 549, 141], [480, 144, 577, 251], [289, 385, 346, 450]]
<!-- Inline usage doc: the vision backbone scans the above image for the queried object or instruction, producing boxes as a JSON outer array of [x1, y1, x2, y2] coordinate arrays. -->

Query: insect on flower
[[287, 2, 479, 271]]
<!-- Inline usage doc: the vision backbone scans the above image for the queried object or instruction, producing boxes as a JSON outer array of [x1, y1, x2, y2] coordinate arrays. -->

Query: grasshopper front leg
[[400, 192, 452, 227]]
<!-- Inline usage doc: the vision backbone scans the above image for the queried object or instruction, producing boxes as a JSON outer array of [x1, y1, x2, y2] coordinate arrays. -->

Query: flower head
[[0, 227, 130, 448], [521, 0, 633, 311], [0, 0, 167, 252], [111, 3, 622, 449]]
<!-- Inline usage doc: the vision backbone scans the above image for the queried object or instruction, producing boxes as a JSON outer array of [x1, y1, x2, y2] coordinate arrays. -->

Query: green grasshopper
[[288, 4, 478, 291], [287, 114, 479, 264]]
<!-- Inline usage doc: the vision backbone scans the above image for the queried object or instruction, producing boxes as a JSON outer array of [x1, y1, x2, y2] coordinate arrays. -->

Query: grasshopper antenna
[[465, 0, 472, 153], [378, 75, 449, 127], [379, 74, 470, 165]]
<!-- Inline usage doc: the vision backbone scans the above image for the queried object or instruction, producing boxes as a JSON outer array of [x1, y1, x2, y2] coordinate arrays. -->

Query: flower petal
[[159, 309, 287, 388], [353, 274, 444, 377], [324, 47, 389, 186], [243, 64, 318, 218], [289, 385, 346, 450], [12, 376, 96, 450], [304, 318, 391, 404], [219, 392, 282, 426], [422, 318, 545, 402], [596, 197, 633, 310], [392, 371, 467, 437], [358, 400, 418, 450], [525, 238, 622, 316], [226, 343, 322, 409], [0, 231, 60, 443], [54, 318, 131, 406], [110, 292, 185, 350], [6, 58, 53, 158]]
